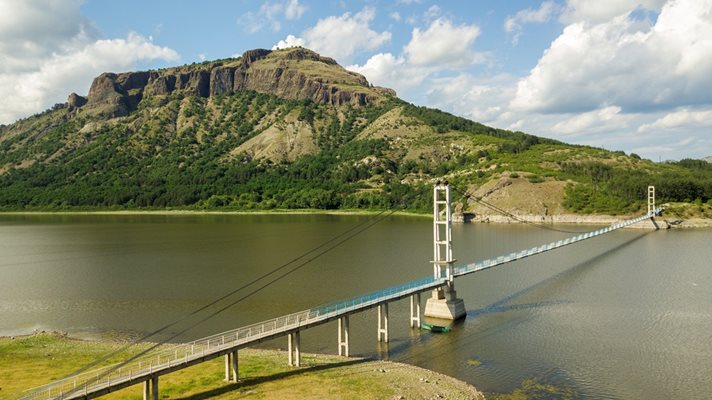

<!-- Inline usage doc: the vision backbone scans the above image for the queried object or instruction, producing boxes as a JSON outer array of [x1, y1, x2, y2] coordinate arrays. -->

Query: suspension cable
[[450, 184, 590, 234], [53, 209, 394, 383]]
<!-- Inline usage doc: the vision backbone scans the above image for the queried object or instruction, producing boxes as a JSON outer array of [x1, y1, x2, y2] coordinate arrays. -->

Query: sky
[[1, 0, 711, 161]]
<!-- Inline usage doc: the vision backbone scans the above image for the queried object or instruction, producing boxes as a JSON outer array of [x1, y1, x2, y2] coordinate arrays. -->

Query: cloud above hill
[[0, 0, 178, 124]]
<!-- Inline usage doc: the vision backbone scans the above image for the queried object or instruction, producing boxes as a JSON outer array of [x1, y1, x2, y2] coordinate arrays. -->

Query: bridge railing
[[24, 208, 663, 400], [454, 208, 663, 277], [23, 275, 441, 400]]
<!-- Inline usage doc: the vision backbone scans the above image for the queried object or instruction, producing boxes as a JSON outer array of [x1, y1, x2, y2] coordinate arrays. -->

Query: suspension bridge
[[22, 185, 663, 400]]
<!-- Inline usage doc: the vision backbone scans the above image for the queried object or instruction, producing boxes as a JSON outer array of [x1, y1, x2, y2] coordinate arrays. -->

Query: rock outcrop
[[67, 93, 87, 111], [73, 48, 391, 118]]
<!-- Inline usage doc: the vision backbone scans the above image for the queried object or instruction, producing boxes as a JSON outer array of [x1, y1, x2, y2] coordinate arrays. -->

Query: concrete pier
[[224, 351, 238, 382], [410, 293, 421, 328], [424, 285, 466, 320], [377, 303, 389, 342], [288, 332, 301, 367], [338, 316, 350, 356]]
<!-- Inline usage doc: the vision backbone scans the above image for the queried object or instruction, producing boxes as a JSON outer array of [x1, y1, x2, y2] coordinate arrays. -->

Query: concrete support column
[[143, 380, 150, 400], [231, 350, 239, 382], [338, 316, 350, 357], [410, 293, 421, 328], [224, 353, 230, 381], [377, 303, 389, 342], [151, 376, 158, 400], [288, 332, 301, 367]]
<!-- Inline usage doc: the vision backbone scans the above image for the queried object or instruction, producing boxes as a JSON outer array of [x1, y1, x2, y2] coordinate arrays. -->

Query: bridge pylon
[[648, 185, 660, 230], [424, 182, 466, 320]]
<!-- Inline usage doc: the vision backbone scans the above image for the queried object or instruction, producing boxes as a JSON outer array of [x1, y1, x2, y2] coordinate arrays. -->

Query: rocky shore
[[0, 332, 485, 400]]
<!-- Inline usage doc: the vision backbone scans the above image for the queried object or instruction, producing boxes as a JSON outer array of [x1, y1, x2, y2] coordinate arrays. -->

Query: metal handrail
[[23, 208, 663, 399]]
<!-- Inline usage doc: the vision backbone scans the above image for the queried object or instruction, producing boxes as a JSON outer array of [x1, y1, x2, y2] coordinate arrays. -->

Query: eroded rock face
[[86, 73, 130, 118], [80, 48, 392, 118], [210, 66, 236, 96], [67, 93, 87, 111]]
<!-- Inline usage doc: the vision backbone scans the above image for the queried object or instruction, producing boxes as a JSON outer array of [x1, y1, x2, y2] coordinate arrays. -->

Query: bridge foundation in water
[[424, 183, 466, 320]]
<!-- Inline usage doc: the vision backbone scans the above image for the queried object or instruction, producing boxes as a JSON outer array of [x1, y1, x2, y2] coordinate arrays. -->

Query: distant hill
[[0, 47, 710, 216]]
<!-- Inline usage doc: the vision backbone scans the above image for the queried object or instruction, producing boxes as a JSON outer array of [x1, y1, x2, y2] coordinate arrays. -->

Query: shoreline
[[1, 332, 485, 399], [2, 208, 709, 228]]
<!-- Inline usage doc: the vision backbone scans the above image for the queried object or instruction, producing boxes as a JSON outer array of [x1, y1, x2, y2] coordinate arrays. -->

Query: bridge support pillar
[[424, 284, 466, 320], [143, 376, 159, 400], [648, 185, 660, 230], [377, 303, 389, 342], [338, 316, 350, 356], [231, 350, 239, 382], [225, 351, 238, 381], [151, 376, 158, 400], [143, 380, 150, 400], [410, 293, 421, 328], [424, 183, 466, 321], [288, 331, 301, 367]]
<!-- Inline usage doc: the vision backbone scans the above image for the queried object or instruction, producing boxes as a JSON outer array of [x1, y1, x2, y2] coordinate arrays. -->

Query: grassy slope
[[0, 333, 484, 400], [0, 50, 710, 217]]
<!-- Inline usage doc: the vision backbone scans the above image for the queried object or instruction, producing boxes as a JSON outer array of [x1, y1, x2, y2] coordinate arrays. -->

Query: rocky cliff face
[[77, 48, 392, 118]]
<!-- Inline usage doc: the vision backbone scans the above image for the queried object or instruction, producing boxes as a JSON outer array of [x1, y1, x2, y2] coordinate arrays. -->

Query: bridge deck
[[23, 209, 661, 400]]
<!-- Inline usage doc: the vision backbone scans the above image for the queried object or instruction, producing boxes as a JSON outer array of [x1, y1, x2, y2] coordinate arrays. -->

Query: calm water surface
[[1, 214, 710, 399]]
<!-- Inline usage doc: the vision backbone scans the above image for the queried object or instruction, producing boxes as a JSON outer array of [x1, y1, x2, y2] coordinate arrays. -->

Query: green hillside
[[0, 48, 710, 217]]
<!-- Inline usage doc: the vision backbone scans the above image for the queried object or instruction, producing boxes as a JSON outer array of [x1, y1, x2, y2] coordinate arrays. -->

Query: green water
[[1, 214, 710, 399]]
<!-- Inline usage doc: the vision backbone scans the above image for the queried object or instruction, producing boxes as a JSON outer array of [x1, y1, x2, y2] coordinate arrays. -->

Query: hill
[[0, 47, 711, 218]]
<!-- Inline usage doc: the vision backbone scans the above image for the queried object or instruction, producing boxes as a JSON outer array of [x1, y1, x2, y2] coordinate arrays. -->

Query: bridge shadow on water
[[389, 230, 652, 365], [177, 231, 652, 399]]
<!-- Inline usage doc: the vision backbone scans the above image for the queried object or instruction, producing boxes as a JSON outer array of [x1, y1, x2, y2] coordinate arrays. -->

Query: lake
[[1, 213, 710, 399]]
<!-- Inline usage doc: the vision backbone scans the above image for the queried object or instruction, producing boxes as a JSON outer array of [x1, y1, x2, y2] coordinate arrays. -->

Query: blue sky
[[1, 0, 711, 160]]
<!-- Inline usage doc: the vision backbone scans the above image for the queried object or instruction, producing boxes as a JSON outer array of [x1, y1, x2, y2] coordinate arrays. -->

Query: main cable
[[104, 209, 396, 375], [47, 209, 397, 397], [450, 184, 588, 234], [53, 210, 389, 380]]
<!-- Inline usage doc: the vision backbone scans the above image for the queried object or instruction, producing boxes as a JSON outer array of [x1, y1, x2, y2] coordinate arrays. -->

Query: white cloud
[[404, 18, 485, 67], [425, 73, 519, 125], [504, 1, 559, 45], [237, 0, 306, 33], [0, 1, 179, 124], [511, 0, 712, 114], [287, 7, 391, 63], [638, 108, 712, 133], [550, 106, 633, 135], [347, 53, 430, 96], [272, 34, 305, 50], [0, 0, 97, 74], [284, 0, 306, 20], [561, 0, 666, 24], [389, 12, 401, 22], [424, 5, 441, 20]]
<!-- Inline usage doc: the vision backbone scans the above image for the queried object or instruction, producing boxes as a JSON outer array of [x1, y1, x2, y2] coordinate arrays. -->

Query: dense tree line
[[1, 90, 710, 215], [562, 161, 712, 214]]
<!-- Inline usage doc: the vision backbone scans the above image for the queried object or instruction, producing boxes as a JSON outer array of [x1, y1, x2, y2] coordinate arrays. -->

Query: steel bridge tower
[[424, 182, 466, 320]]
